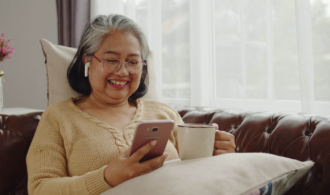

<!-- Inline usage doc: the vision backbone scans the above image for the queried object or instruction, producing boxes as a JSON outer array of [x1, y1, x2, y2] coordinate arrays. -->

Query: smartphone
[[129, 119, 174, 162]]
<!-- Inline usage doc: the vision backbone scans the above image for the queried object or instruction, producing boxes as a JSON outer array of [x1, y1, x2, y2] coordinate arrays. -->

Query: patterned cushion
[[246, 166, 312, 195]]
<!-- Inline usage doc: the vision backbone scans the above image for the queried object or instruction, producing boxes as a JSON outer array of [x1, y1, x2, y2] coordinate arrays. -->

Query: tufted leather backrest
[[0, 112, 43, 195], [172, 105, 330, 195], [1, 107, 330, 195]]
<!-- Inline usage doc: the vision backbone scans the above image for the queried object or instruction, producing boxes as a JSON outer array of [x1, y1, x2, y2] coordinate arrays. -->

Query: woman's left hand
[[211, 123, 236, 155]]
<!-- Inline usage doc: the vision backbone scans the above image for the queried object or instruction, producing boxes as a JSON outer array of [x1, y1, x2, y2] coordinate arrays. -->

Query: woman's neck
[[85, 94, 134, 111], [74, 95, 138, 130]]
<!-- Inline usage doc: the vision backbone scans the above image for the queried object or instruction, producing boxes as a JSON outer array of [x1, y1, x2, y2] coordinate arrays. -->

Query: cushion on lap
[[101, 153, 313, 195]]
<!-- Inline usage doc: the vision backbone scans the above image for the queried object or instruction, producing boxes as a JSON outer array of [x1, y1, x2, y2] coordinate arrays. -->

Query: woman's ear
[[82, 53, 88, 64]]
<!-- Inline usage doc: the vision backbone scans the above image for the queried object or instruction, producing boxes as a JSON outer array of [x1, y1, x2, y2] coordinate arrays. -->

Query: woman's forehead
[[97, 31, 141, 56]]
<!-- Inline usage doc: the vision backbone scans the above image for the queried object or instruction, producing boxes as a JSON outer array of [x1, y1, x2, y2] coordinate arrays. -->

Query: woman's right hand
[[104, 140, 167, 187]]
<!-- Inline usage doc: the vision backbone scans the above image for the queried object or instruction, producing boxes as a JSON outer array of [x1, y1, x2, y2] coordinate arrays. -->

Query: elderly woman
[[26, 14, 235, 195]]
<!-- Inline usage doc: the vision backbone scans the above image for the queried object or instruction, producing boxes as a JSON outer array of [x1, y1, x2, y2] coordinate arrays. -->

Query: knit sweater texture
[[26, 98, 183, 195]]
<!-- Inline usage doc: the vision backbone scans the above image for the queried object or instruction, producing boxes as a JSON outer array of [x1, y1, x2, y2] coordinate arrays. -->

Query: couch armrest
[[0, 112, 43, 195]]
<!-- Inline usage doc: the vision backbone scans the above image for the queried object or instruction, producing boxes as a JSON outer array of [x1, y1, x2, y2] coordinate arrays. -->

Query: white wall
[[0, 1, 57, 110]]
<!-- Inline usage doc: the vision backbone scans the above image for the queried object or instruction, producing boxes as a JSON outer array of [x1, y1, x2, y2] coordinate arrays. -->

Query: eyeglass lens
[[103, 59, 144, 74]]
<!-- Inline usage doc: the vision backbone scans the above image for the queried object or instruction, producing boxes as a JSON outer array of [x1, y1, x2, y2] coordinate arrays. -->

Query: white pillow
[[40, 38, 158, 107], [101, 153, 313, 195]]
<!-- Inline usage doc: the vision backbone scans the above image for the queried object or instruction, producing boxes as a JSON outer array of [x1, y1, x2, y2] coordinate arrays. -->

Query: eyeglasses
[[93, 55, 146, 74]]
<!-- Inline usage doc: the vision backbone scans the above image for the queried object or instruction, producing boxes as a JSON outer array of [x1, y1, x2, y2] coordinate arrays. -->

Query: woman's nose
[[114, 62, 129, 76]]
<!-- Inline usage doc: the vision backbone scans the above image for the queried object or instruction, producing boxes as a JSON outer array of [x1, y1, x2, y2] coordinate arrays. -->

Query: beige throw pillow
[[101, 153, 313, 195], [40, 38, 158, 107]]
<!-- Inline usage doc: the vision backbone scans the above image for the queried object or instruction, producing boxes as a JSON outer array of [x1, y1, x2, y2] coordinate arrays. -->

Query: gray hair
[[80, 14, 149, 60]]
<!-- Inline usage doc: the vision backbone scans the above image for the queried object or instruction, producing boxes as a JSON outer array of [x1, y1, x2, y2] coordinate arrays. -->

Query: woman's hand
[[211, 123, 236, 155], [104, 140, 167, 187]]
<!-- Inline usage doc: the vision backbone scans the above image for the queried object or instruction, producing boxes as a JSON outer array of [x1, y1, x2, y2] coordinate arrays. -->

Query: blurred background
[[0, 1, 57, 109], [1, 0, 330, 115]]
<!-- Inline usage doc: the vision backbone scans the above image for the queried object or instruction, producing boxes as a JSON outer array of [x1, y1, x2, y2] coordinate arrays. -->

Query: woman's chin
[[105, 88, 137, 103], [106, 93, 130, 103]]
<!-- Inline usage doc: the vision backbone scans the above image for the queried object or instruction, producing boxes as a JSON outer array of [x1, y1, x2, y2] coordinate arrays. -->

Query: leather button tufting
[[305, 130, 311, 136]]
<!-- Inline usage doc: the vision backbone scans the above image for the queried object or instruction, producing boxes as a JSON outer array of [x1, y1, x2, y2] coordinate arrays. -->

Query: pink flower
[[0, 33, 14, 62]]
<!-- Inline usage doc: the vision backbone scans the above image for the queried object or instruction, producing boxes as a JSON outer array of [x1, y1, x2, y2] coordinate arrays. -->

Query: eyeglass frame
[[92, 54, 147, 74]]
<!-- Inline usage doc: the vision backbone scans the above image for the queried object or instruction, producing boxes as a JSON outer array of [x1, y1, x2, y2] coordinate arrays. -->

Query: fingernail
[[150, 140, 157, 146], [164, 154, 168, 158]]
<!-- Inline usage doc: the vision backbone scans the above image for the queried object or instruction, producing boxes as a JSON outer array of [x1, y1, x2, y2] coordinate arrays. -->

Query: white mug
[[177, 124, 216, 160]]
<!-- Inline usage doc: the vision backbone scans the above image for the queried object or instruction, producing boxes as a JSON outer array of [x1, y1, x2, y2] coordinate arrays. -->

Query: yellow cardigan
[[26, 98, 182, 195]]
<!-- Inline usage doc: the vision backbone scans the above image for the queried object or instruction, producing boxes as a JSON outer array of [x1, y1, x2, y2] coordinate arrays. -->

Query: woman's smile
[[108, 79, 130, 89]]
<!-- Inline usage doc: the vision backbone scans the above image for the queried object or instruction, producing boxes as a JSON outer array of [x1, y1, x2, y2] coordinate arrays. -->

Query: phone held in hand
[[129, 119, 174, 162]]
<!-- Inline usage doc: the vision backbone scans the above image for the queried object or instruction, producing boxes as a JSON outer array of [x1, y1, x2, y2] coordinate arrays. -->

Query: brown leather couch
[[0, 112, 43, 195], [1, 107, 330, 195]]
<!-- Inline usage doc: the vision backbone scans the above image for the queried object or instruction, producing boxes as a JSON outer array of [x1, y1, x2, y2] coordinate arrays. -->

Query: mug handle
[[211, 123, 219, 131]]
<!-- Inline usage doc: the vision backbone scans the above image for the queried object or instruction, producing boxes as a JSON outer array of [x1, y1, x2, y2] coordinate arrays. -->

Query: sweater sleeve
[[26, 108, 111, 195]]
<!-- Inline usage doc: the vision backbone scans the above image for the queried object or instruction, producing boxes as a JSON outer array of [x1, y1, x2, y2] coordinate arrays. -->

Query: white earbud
[[84, 62, 90, 77]]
